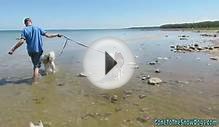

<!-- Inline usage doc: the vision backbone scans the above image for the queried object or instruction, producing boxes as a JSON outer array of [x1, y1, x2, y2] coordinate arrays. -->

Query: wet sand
[[0, 29, 218, 127]]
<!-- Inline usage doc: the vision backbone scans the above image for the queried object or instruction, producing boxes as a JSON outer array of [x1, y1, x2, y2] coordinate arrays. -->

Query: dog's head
[[48, 51, 55, 61]]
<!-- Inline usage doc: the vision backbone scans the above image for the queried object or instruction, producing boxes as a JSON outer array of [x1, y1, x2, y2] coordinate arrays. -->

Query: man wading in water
[[8, 18, 62, 83]]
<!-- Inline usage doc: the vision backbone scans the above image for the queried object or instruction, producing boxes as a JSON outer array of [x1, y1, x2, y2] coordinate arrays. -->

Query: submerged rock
[[141, 75, 150, 80], [77, 73, 87, 77], [197, 47, 204, 51], [209, 47, 214, 50], [123, 90, 132, 95], [110, 95, 118, 103], [115, 107, 122, 112], [214, 46, 219, 49], [148, 77, 162, 85], [57, 83, 64, 86], [170, 45, 175, 48], [149, 61, 156, 65], [155, 69, 161, 73], [139, 108, 148, 112], [139, 94, 146, 99], [194, 43, 199, 47], [210, 57, 218, 61], [136, 115, 150, 123], [180, 37, 188, 40]]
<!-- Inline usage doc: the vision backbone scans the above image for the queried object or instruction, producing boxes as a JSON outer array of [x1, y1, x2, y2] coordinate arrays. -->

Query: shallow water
[[0, 29, 218, 127]]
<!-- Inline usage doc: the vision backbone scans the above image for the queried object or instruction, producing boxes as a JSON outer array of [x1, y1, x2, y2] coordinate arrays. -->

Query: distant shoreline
[[0, 20, 219, 32]]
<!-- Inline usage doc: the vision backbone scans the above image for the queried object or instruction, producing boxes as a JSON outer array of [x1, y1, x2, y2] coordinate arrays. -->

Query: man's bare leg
[[32, 67, 39, 83]]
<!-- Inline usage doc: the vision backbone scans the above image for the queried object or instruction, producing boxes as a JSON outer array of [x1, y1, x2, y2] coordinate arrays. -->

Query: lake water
[[0, 29, 218, 127]]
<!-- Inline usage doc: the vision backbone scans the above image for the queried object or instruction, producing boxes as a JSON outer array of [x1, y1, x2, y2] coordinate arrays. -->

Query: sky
[[0, 0, 219, 29]]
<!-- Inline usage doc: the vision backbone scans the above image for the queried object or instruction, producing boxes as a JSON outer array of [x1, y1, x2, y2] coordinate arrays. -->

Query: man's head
[[24, 18, 32, 26]]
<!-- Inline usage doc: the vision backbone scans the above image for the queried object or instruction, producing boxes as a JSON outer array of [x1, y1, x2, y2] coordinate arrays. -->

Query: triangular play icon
[[105, 52, 117, 75]]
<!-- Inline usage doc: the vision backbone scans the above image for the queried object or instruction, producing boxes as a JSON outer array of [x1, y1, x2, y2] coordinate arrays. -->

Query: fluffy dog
[[41, 51, 56, 75]]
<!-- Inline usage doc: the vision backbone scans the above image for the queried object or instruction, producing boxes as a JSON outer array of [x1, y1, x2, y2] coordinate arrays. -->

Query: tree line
[[160, 21, 219, 28]]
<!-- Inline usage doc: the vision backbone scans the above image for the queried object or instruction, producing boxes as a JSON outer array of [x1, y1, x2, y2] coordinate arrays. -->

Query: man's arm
[[44, 33, 62, 38], [8, 38, 25, 55]]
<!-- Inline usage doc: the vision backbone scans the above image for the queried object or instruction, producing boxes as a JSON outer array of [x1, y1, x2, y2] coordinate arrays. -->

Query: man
[[8, 18, 62, 83]]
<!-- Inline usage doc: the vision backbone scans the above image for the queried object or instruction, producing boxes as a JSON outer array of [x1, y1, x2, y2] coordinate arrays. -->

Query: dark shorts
[[28, 51, 43, 69]]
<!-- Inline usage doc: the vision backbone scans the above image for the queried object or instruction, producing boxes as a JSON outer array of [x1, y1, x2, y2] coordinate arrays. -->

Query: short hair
[[24, 18, 31, 24]]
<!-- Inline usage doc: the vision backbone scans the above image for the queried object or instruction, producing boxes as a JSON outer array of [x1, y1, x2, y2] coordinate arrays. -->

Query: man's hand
[[57, 34, 63, 38], [8, 50, 14, 55], [8, 39, 25, 55]]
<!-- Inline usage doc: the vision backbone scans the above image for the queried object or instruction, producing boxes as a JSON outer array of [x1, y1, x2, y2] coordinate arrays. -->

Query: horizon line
[[0, 20, 218, 31]]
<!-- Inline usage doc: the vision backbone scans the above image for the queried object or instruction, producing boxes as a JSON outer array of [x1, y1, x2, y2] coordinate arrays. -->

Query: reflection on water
[[0, 29, 218, 127]]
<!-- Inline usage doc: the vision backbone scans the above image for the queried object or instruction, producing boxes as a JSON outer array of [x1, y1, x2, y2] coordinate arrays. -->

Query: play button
[[105, 51, 117, 75], [83, 37, 135, 89]]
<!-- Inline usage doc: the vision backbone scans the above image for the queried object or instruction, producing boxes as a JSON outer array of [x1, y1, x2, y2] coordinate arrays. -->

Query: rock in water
[[136, 115, 150, 123], [210, 57, 218, 61], [139, 95, 146, 99], [155, 69, 161, 73], [209, 47, 214, 50], [170, 45, 175, 48], [148, 77, 162, 85], [194, 43, 199, 47], [141, 76, 146, 80], [149, 61, 156, 65], [78, 73, 87, 77], [141, 75, 150, 80], [110, 95, 118, 103]]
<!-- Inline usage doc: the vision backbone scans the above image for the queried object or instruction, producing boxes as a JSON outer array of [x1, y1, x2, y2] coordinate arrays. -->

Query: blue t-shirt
[[21, 26, 46, 53]]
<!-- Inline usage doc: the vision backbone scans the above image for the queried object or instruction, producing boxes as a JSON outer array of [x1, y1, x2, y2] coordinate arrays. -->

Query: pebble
[[136, 115, 150, 123], [141, 75, 150, 80], [123, 90, 132, 95], [170, 45, 175, 48], [209, 47, 214, 50], [77, 73, 87, 77], [110, 95, 118, 103], [139, 94, 146, 99], [148, 77, 162, 85], [155, 69, 161, 73], [139, 108, 148, 112], [210, 57, 218, 61], [57, 83, 64, 86], [123, 119, 132, 123], [141, 76, 146, 80], [149, 61, 156, 65], [194, 43, 199, 47], [115, 107, 122, 112]]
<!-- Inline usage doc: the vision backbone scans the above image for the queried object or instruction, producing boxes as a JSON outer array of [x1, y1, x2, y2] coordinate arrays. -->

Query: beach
[[0, 29, 218, 127]]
